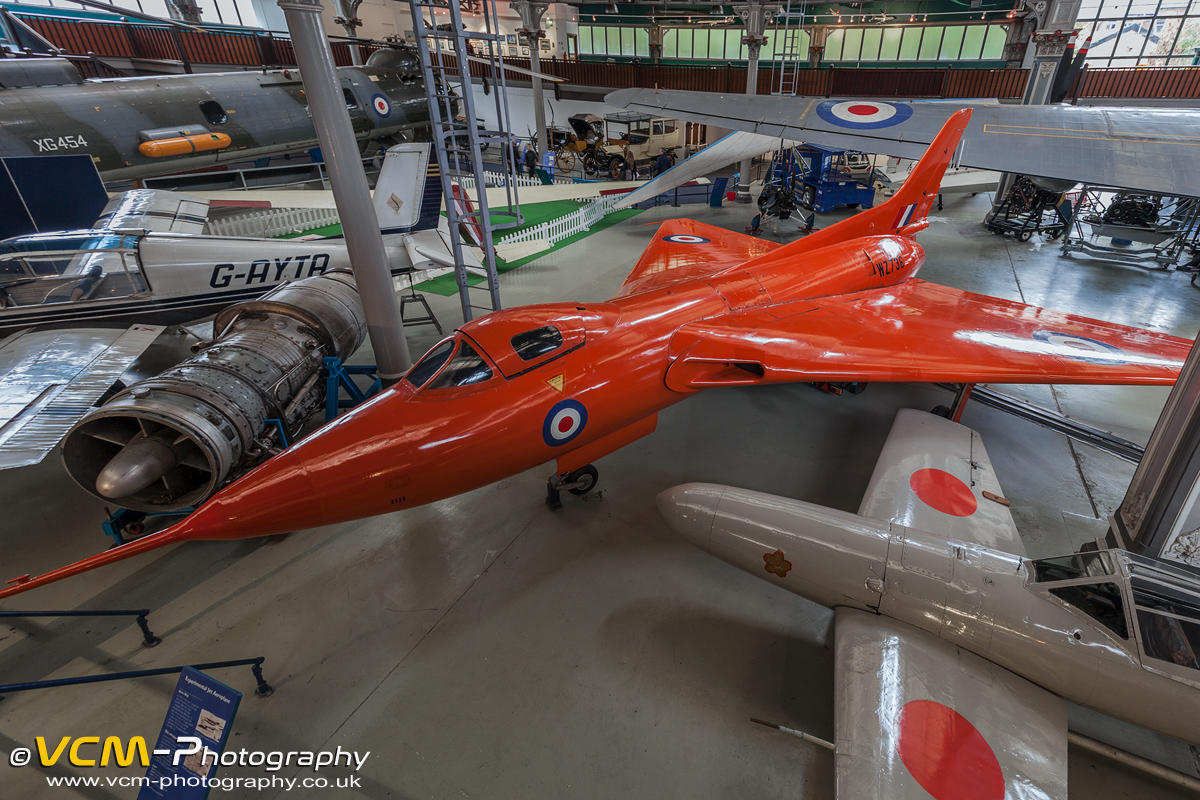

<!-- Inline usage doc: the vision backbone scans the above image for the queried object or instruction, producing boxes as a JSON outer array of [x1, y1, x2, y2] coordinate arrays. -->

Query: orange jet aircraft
[[1, 109, 1193, 599]]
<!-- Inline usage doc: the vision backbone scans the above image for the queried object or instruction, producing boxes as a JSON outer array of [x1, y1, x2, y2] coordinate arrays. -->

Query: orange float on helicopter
[[138, 132, 233, 158]]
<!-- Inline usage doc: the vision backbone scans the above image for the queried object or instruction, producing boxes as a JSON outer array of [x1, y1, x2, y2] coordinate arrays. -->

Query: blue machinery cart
[[792, 145, 878, 213]]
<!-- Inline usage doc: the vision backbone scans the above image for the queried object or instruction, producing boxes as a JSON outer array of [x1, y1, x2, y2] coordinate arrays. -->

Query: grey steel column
[[278, 0, 412, 382], [733, 1, 778, 204], [513, 0, 550, 156], [333, 0, 364, 66], [1112, 336, 1200, 569]]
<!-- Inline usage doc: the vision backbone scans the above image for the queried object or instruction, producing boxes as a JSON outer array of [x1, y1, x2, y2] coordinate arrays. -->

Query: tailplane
[[374, 143, 443, 234]]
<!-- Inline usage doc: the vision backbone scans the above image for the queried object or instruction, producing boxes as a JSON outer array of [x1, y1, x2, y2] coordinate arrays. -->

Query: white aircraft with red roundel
[[658, 407, 1200, 799]]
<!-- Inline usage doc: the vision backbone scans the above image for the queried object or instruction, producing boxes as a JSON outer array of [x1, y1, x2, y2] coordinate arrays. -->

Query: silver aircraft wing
[[834, 606, 1067, 800], [96, 189, 210, 234], [605, 89, 1200, 198], [0, 325, 164, 469], [857, 409, 1024, 556], [614, 130, 791, 209]]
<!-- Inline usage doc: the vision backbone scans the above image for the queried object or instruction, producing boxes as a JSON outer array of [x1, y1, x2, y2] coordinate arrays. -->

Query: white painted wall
[[469, 85, 628, 141]]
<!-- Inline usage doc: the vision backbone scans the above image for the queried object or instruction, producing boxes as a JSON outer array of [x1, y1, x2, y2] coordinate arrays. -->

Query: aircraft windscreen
[[1031, 552, 1115, 583], [1131, 573, 1200, 672], [1048, 582, 1129, 639], [0, 233, 137, 255], [1138, 610, 1200, 670], [427, 341, 493, 389], [511, 326, 563, 361], [406, 340, 455, 388]]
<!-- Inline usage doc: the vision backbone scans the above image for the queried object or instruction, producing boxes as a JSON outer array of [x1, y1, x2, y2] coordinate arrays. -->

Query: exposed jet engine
[[61, 270, 366, 512]]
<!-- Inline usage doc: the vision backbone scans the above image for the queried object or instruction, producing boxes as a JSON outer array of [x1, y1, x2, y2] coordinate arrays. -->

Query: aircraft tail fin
[[878, 107, 974, 237], [374, 143, 443, 235], [755, 108, 972, 257]]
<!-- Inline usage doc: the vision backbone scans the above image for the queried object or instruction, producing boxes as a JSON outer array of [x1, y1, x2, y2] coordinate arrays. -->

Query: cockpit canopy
[[0, 232, 146, 308], [406, 336, 494, 391], [404, 304, 621, 392], [1031, 550, 1200, 675], [0, 232, 140, 276]]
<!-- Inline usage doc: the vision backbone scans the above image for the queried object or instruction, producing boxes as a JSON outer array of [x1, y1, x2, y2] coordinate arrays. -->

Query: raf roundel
[[815, 100, 914, 130], [662, 234, 710, 244], [371, 94, 391, 117], [1032, 330, 1127, 364], [543, 399, 588, 447]]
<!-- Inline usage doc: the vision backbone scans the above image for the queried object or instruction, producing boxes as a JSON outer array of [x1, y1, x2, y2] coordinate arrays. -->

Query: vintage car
[[594, 112, 680, 178]]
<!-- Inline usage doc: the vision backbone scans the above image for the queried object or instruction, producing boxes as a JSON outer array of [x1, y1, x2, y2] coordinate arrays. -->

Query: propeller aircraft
[[657, 407, 1200, 798]]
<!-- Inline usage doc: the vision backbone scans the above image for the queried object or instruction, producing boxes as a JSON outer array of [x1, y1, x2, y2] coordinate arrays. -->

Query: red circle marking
[[910, 468, 977, 517], [557, 416, 573, 433], [848, 104, 879, 116], [898, 700, 1004, 800]]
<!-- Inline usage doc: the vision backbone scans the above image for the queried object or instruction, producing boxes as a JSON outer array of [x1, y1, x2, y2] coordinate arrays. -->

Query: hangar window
[[427, 341, 493, 389], [406, 339, 455, 388], [511, 326, 564, 361], [1048, 582, 1129, 639], [200, 100, 228, 125]]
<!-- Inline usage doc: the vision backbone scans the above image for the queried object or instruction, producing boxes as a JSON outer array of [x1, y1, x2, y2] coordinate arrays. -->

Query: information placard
[[138, 667, 241, 800]]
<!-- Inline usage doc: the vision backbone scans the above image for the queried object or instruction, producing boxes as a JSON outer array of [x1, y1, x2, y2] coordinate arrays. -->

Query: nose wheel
[[546, 464, 600, 510]]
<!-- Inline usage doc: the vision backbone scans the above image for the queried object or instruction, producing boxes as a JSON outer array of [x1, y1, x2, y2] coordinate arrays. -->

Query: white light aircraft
[[0, 143, 467, 469]]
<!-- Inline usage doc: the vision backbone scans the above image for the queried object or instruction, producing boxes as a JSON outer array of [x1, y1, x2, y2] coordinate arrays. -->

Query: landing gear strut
[[546, 464, 600, 510]]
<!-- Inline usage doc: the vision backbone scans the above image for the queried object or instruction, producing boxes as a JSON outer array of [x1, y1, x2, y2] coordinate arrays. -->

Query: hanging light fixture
[[604, 3, 618, 14], [710, 3, 723, 13]]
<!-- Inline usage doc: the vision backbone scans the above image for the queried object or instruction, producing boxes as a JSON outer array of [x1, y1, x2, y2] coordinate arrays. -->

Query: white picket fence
[[458, 172, 574, 191], [495, 194, 622, 248], [206, 207, 341, 238]]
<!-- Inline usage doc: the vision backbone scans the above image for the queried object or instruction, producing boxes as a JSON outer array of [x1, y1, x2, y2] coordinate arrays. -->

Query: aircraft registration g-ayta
[[0, 109, 1193, 599], [0, 143, 461, 471], [0, 143, 450, 336], [658, 408, 1200, 799]]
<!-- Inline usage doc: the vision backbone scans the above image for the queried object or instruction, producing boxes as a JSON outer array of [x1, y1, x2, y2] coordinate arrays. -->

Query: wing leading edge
[[665, 279, 1190, 390]]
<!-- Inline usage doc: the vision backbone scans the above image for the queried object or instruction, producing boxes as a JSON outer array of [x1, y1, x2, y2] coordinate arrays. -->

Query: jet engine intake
[[62, 270, 366, 512]]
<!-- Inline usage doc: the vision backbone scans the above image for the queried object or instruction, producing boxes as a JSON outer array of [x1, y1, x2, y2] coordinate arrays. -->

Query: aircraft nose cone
[[95, 436, 178, 499], [656, 483, 725, 551]]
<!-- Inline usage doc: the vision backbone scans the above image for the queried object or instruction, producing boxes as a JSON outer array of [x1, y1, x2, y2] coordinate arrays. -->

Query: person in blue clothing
[[654, 149, 673, 177]]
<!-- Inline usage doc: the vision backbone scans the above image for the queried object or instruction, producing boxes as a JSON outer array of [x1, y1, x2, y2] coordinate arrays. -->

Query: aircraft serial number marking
[[33, 135, 88, 152], [209, 254, 331, 288], [869, 255, 903, 276]]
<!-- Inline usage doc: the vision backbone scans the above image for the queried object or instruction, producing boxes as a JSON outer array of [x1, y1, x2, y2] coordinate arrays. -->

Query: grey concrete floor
[[2, 192, 1200, 799]]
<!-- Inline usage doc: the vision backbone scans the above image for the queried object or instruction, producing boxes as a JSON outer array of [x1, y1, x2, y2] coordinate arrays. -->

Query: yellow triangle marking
[[546, 374, 564, 393]]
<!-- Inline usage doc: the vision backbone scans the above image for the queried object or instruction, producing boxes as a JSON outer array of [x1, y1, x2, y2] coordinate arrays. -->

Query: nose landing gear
[[545, 464, 600, 510]]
